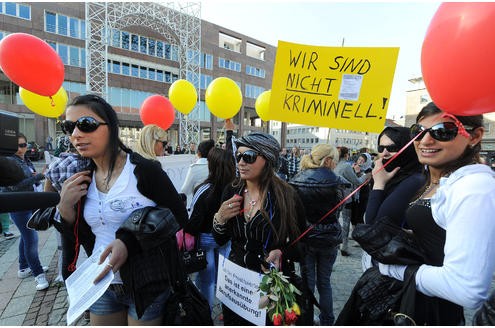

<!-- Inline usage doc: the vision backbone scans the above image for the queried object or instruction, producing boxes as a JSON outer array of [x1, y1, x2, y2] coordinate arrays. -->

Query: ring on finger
[[228, 203, 233, 209], [106, 263, 113, 269], [80, 185, 85, 191]]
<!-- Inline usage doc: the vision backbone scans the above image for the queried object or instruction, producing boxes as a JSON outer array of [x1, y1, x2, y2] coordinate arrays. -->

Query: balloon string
[[49, 96, 55, 107], [289, 133, 421, 247]]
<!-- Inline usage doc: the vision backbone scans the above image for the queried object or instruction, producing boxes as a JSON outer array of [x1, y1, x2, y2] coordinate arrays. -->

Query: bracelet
[[213, 213, 227, 234]]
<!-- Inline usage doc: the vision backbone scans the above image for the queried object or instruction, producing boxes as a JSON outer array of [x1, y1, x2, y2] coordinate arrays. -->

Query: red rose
[[284, 309, 298, 324], [272, 313, 283, 326]]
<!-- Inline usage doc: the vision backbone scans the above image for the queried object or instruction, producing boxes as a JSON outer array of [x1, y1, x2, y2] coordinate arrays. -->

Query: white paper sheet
[[65, 246, 114, 326]]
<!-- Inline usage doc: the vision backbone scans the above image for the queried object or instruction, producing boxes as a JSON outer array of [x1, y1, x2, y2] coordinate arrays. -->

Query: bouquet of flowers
[[258, 267, 302, 325]]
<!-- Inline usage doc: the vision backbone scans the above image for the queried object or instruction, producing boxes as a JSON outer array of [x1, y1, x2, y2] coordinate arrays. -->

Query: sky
[[200, 1, 442, 120]]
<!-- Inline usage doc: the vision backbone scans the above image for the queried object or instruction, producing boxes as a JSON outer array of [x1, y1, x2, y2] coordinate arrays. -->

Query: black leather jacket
[[290, 167, 348, 247]]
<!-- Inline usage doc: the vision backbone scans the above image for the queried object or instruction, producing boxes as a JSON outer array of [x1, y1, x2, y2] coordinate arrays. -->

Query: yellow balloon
[[19, 86, 68, 118], [205, 77, 242, 119], [255, 90, 271, 121], [168, 79, 197, 115]]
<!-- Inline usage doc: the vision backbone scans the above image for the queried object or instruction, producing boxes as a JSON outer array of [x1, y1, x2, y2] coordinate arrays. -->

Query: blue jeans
[[304, 244, 338, 325], [10, 211, 44, 276], [196, 233, 230, 309], [89, 285, 170, 321]]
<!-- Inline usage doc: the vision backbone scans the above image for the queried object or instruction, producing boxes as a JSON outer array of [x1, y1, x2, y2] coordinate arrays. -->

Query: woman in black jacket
[[289, 144, 347, 325], [212, 132, 306, 325], [56, 94, 188, 325]]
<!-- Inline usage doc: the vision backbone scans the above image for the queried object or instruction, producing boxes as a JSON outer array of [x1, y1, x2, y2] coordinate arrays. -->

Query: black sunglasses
[[378, 144, 399, 153], [18, 143, 27, 148], [235, 150, 259, 164], [410, 122, 473, 142], [60, 116, 108, 135]]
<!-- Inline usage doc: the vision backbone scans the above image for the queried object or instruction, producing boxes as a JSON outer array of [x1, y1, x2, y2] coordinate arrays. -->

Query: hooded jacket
[[290, 167, 349, 247]]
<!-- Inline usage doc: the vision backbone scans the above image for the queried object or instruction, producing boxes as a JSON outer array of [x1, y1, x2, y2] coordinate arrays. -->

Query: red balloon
[[421, 3, 495, 116], [139, 95, 175, 130], [0, 33, 64, 96]]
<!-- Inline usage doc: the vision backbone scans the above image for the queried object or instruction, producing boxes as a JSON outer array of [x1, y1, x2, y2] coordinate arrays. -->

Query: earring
[[470, 144, 476, 148]]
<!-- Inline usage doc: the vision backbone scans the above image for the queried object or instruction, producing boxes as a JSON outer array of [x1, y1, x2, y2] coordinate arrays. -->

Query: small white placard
[[339, 74, 363, 101], [216, 254, 266, 326]]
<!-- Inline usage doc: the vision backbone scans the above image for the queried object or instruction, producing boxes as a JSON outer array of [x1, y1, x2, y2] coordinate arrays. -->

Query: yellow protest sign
[[269, 41, 399, 133]]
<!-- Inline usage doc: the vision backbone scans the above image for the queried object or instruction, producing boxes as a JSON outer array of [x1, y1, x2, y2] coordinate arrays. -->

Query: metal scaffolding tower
[[85, 2, 201, 147]]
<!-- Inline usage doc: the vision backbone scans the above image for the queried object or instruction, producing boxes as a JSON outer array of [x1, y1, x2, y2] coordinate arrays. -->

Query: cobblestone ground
[[0, 222, 489, 326]]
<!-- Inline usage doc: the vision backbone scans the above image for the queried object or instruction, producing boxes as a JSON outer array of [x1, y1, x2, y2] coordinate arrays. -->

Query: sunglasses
[[378, 144, 399, 153], [60, 116, 108, 135], [18, 143, 27, 148], [410, 122, 473, 142], [235, 150, 259, 164]]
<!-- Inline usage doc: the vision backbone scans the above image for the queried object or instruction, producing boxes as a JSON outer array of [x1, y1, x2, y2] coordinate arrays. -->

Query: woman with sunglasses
[[365, 127, 425, 226], [0, 133, 49, 290], [134, 124, 168, 159], [212, 132, 306, 325], [56, 94, 188, 325], [377, 102, 495, 325], [289, 144, 348, 325]]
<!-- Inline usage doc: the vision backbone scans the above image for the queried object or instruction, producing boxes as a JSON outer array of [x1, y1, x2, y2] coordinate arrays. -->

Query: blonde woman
[[135, 124, 168, 159], [289, 144, 349, 325]]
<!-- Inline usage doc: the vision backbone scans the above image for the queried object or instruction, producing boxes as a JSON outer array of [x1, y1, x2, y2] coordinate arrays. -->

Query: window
[[5, 3, 16, 16], [121, 31, 129, 50], [69, 46, 79, 66], [80, 21, 86, 40], [246, 65, 266, 78], [122, 63, 130, 76], [218, 57, 241, 72], [171, 45, 179, 61], [164, 44, 171, 60], [148, 39, 155, 56], [111, 29, 120, 48], [131, 65, 139, 77], [58, 44, 68, 65], [69, 17, 79, 38], [140, 36, 147, 54], [57, 15, 68, 36], [165, 72, 171, 83], [112, 61, 121, 74], [245, 84, 265, 99], [139, 66, 147, 79], [45, 12, 56, 33], [131, 34, 138, 52], [201, 53, 213, 70], [19, 4, 30, 19], [156, 41, 163, 57], [200, 75, 212, 90], [148, 68, 155, 81], [156, 70, 163, 82], [81, 48, 86, 67]]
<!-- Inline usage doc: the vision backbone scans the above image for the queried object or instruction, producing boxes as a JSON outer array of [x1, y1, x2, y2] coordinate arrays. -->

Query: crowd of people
[[2, 96, 495, 326]]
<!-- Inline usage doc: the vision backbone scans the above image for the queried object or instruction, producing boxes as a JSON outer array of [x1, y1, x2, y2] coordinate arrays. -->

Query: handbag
[[179, 230, 207, 274], [352, 216, 425, 265], [473, 290, 495, 325], [27, 207, 56, 231], [164, 238, 213, 325], [118, 206, 180, 250]]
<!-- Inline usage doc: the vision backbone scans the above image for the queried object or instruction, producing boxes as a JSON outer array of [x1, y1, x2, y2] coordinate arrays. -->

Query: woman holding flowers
[[212, 132, 306, 325]]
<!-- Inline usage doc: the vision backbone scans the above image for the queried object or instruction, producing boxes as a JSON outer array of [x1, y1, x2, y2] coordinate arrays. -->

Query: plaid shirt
[[45, 153, 91, 191], [287, 154, 300, 178]]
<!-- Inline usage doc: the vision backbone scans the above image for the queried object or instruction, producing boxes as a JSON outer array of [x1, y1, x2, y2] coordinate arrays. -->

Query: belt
[[108, 284, 126, 295]]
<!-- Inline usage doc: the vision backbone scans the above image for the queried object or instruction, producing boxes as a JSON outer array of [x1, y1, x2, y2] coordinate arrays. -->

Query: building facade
[[406, 76, 495, 164], [0, 2, 275, 150]]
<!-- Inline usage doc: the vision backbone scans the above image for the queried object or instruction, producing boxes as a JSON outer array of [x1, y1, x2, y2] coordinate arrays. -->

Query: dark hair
[[233, 155, 301, 244], [17, 133, 27, 142], [67, 94, 130, 187], [197, 139, 215, 158], [338, 146, 349, 159], [378, 126, 423, 196], [416, 102, 483, 176], [199, 148, 235, 200]]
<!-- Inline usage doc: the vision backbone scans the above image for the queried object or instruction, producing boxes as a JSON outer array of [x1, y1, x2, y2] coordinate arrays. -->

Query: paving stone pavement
[[0, 221, 485, 325]]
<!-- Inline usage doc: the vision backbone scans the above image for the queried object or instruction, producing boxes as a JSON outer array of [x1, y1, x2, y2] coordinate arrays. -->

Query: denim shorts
[[89, 284, 170, 321]]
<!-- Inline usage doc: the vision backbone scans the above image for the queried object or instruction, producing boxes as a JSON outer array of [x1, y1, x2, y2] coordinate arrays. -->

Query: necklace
[[244, 188, 258, 221], [409, 181, 439, 205]]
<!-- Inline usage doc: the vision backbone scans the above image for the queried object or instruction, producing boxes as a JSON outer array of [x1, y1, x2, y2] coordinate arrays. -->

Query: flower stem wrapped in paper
[[258, 267, 302, 326]]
